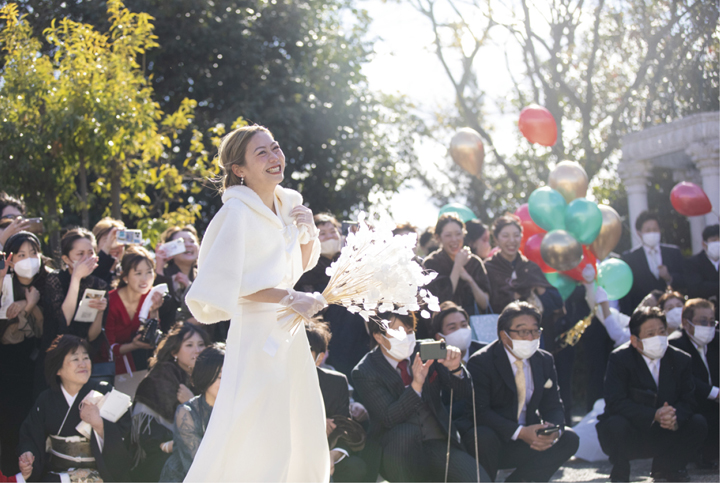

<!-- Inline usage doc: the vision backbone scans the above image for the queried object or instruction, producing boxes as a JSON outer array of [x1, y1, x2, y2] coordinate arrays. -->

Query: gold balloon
[[540, 230, 583, 271], [548, 160, 588, 203], [590, 205, 622, 261], [449, 128, 485, 179]]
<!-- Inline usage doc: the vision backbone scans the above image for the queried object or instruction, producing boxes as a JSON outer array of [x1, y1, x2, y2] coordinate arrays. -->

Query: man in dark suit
[[596, 306, 707, 482], [352, 312, 489, 482], [305, 321, 368, 482], [620, 211, 686, 315], [464, 302, 579, 482], [685, 224, 719, 320], [669, 298, 719, 466]]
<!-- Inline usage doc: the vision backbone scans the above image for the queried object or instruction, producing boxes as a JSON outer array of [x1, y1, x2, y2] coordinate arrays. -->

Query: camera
[[137, 318, 163, 346]]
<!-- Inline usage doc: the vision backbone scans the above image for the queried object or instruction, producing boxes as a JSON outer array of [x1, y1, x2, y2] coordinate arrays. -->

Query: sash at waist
[[48, 435, 95, 471]]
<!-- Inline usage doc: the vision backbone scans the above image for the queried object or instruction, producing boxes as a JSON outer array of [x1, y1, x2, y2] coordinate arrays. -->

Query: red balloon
[[518, 104, 557, 147], [563, 245, 597, 282], [515, 203, 546, 253], [522, 233, 556, 273], [670, 182, 712, 217]]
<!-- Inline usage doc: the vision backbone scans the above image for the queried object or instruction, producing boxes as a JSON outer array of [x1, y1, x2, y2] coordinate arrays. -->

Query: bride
[[183, 125, 330, 482]]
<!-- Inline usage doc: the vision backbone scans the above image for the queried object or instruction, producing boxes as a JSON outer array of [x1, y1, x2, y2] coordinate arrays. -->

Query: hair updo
[[216, 125, 273, 190]]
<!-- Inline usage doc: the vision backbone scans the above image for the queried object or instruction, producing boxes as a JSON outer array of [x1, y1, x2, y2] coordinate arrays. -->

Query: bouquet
[[280, 213, 440, 339]]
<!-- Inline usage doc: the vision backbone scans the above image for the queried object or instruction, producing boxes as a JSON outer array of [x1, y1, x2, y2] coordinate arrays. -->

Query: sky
[[359, 0, 525, 230]]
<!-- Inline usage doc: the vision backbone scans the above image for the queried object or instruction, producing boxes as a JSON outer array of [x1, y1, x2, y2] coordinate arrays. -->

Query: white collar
[[642, 244, 660, 255], [60, 384, 79, 408], [381, 348, 403, 370], [641, 352, 659, 369], [504, 345, 526, 368]]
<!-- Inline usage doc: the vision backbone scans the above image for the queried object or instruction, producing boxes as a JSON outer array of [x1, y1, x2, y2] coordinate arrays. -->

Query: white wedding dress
[[183, 185, 330, 482]]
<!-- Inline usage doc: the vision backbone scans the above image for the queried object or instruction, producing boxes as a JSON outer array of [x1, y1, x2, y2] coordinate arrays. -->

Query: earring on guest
[[240, 176, 245, 186], [174, 356, 178, 362]]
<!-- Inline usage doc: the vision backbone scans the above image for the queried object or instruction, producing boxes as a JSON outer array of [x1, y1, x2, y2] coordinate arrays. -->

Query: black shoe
[[610, 462, 630, 482], [651, 469, 690, 482]]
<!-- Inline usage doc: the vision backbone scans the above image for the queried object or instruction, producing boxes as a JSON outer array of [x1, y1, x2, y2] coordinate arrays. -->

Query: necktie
[[397, 360, 413, 387], [698, 346, 712, 385], [648, 248, 659, 278], [514, 359, 526, 421], [650, 360, 660, 387]]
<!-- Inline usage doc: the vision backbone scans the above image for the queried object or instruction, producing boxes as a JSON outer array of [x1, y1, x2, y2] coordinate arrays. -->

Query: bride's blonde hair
[[216, 125, 272, 191]]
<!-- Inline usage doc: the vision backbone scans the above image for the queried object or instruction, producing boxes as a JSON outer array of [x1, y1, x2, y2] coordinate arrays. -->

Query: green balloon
[[565, 198, 603, 245], [528, 187, 567, 231], [545, 272, 577, 301], [597, 259, 634, 300], [439, 203, 477, 223]]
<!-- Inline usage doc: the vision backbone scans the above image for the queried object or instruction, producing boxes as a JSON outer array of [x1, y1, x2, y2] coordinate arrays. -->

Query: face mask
[[14, 257, 40, 279], [689, 324, 717, 347], [441, 327, 472, 354], [320, 238, 341, 257], [642, 232, 661, 248], [640, 335, 668, 360], [665, 307, 683, 331], [506, 335, 540, 360], [385, 332, 416, 361], [706, 241, 720, 262]]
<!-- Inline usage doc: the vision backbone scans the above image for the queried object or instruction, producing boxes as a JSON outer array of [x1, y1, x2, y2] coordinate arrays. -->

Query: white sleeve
[[600, 312, 631, 347]]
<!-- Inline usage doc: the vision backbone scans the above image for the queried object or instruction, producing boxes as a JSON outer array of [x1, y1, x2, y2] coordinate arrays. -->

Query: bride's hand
[[280, 289, 327, 319], [291, 205, 318, 240]]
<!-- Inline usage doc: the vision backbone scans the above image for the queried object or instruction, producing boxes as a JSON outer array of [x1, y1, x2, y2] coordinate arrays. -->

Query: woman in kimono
[[159, 344, 224, 482], [17, 334, 132, 482], [184, 125, 330, 481]]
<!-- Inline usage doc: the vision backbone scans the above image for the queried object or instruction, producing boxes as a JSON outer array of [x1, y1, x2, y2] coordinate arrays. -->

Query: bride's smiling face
[[232, 132, 285, 194]]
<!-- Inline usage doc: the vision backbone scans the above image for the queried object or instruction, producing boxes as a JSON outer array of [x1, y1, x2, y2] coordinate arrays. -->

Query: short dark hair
[[492, 214, 522, 239], [702, 224, 719, 242], [464, 219, 488, 245], [419, 227, 435, 248], [60, 227, 96, 258], [5, 231, 48, 285], [0, 192, 25, 216], [635, 211, 660, 232], [45, 335, 91, 390], [434, 213, 464, 237], [629, 306, 666, 337], [682, 298, 716, 322], [369, 312, 416, 347], [430, 301, 469, 337], [657, 291, 684, 311], [497, 301, 541, 337], [192, 344, 225, 395], [150, 321, 211, 369], [305, 320, 332, 355]]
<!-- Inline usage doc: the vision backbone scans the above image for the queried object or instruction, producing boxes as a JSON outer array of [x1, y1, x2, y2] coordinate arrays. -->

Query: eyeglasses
[[506, 328, 543, 339], [691, 319, 718, 328]]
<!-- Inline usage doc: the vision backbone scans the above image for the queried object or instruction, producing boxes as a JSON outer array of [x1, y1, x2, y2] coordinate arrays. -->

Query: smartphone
[[117, 229, 143, 245], [419, 340, 447, 362], [341, 221, 358, 237], [24, 217, 43, 234], [161, 237, 186, 258], [536, 425, 561, 436]]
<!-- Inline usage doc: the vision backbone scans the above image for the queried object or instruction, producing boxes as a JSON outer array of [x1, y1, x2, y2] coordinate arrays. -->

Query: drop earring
[[174, 356, 178, 362], [240, 176, 245, 186]]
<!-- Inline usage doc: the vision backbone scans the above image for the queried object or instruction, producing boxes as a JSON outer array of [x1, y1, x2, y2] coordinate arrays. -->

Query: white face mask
[[689, 323, 717, 347], [320, 238, 341, 257], [665, 307, 683, 331], [506, 335, 540, 360], [441, 327, 472, 354], [642, 232, 661, 248], [640, 335, 668, 360], [385, 332, 416, 361], [14, 257, 40, 279], [706, 241, 720, 262]]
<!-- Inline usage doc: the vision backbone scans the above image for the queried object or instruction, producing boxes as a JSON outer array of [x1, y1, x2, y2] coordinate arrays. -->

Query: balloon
[[523, 233, 556, 273], [518, 104, 557, 147], [549, 160, 589, 203], [545, 272, 577, 301], [439, 203, 477, 223], [449, 128, 485, 179], [563, 245, 597, 282], [597, 259, 634, 300], [515, 203, 546, 252], [590, 205, 622, 261], [670, 181, 712, 217], [565, 198, 603, 245], [528, 187, 567, 231], [540, 230, 583, 271]]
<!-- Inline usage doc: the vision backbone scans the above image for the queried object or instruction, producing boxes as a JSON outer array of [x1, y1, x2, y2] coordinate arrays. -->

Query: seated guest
[[620, 211, 685, 315], [465, 219, 492, 259], [306, 321, 367, 482], [352, 312, 488, 482], [160, 344, 225, 482], [669, 298, 719, 467], [18, 335, 132, 482], [685, 224, 719, 320], [418, 227, 439, 258], [423, 213, 490, 316], [130, 322, 209, 482], [430, 301, 482, 363], [465, 301, 579, 482], [638, 289, 666, 309], [91, 217, 125, 286], [657, 291, 685, 335], [596, 306, 707, 482]]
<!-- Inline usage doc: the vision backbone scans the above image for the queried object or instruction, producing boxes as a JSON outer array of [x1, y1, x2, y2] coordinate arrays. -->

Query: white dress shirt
[[689, 339, 720, 400], [642, 245, 663, 279], [641, 354, 660, 388], [505, 347, 534, 440]]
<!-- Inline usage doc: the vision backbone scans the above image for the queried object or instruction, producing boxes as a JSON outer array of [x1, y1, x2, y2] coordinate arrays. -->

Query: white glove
[[291, 205, 319, 240], [280, 288, 327, 319]]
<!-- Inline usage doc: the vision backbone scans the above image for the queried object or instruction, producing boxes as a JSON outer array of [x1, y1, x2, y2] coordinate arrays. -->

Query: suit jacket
[[317, 366, 351, 418], [685, 251, 719, 316], [599, 343, 696, 430], [620, 245, 686, 315], [669, 329, 719, 403], [465, 339, 566, 443]]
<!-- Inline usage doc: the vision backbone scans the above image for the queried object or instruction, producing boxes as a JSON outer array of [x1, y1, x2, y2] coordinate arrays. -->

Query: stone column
[[687, 140, 720, 227], [673, 168, 705, 254], [619, 160, 651, 248]]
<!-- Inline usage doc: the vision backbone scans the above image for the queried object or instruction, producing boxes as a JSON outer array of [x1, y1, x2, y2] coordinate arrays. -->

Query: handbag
[[328, 415, 366, 453], [90, 336, 115, 387], [469, 302, 499, 344]]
